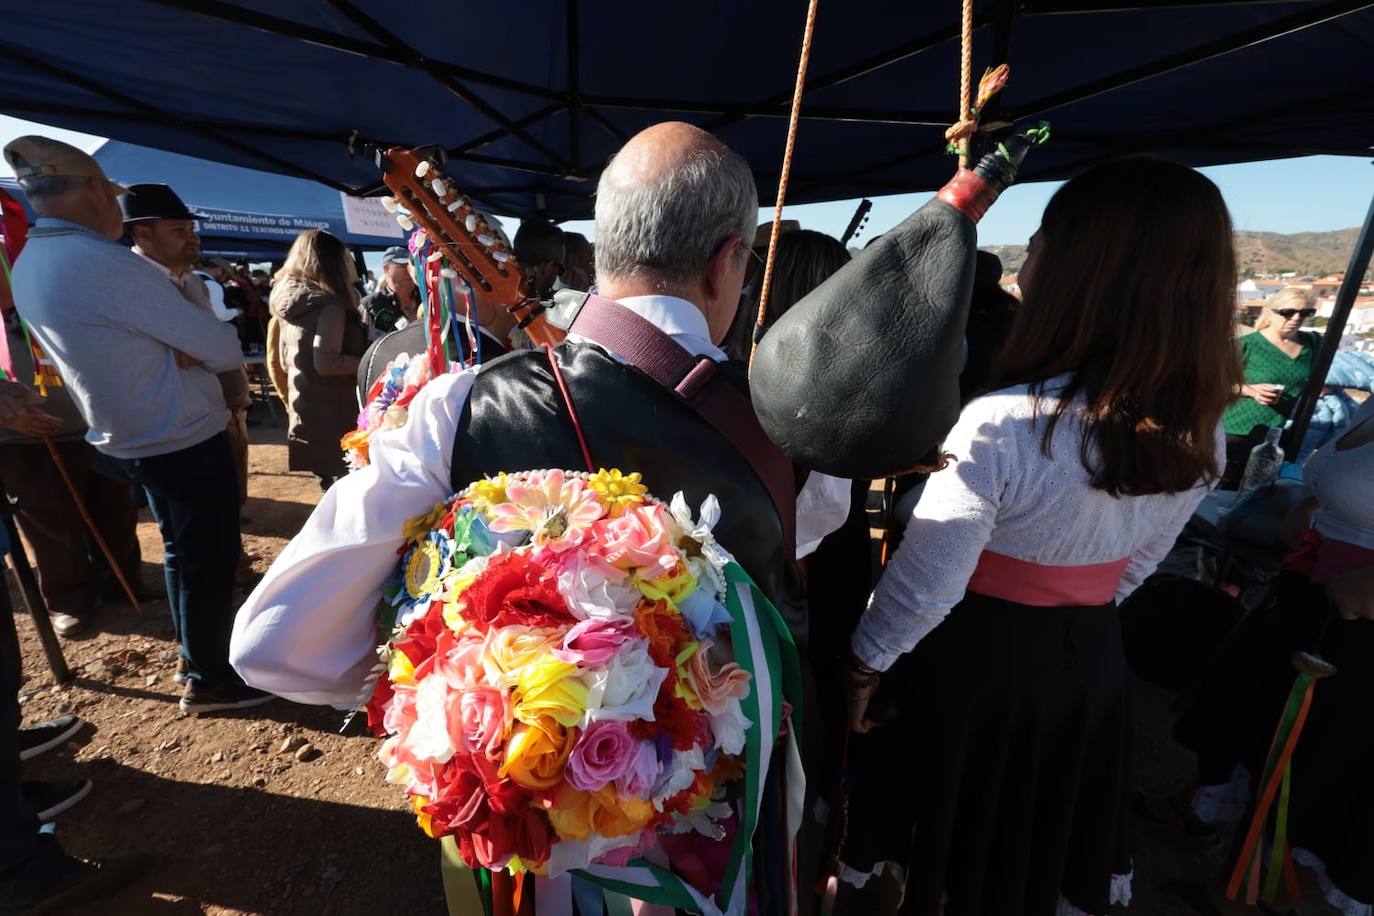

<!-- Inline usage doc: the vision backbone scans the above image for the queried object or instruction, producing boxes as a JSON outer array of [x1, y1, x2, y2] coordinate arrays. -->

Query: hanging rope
[[748, 0, 821, 372], [956, 0, 974, 167]]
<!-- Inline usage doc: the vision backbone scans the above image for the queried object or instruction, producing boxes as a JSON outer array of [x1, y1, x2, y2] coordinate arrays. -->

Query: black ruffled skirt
[[839, 592, 1132, 916]]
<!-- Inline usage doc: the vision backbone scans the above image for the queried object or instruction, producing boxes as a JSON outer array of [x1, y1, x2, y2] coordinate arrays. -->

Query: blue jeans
[[0, 517, 73, 909], [108, 433, 243, 690]]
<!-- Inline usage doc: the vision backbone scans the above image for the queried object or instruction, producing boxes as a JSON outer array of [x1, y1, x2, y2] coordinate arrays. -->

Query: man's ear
[[703, 236, 741, 300]]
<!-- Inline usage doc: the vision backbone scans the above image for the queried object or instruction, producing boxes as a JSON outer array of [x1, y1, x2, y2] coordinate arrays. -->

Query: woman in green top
[[1222, 287, 1319, 482]]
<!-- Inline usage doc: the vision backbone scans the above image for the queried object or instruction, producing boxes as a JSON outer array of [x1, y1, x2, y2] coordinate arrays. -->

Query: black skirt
[[1176, 570, 1374, 905], [839, 592, 1132, 916]]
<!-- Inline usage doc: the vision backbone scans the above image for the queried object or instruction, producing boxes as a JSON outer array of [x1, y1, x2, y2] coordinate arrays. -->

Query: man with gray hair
[[4, 136, 272, 717], [232, 121, 842, 911]]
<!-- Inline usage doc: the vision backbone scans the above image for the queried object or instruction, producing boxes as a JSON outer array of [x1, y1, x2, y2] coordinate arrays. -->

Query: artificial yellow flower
[[635, 563, 697, 610], [500, 717, 577, 791], [513, 657, 589, 727], [468, 472, 512, 511], [404, 540, 444, 599], [412, 794, 436, 838], [546, 785, 655, 841], [673, 641, 703, 710], [402, 502, 449, 542], [440, 571, 479, 630], [588, 468, 648, 517], [388, 649, 416, 686]]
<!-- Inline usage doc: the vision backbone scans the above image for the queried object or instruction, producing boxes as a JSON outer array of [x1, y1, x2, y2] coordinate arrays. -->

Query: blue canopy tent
[[3, 140, 404, 259], [1, 0, 1372, 444]]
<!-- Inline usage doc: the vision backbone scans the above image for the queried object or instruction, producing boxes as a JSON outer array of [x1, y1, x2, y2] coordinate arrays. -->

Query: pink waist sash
[[966, 550, 1129, 607]]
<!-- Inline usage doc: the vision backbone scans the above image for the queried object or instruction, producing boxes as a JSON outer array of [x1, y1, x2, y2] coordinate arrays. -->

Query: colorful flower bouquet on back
[[366, 468, 801, 914]]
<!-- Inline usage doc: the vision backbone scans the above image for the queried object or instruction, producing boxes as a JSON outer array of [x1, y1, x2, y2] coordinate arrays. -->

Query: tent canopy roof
[[2, 0, 1372, 220]]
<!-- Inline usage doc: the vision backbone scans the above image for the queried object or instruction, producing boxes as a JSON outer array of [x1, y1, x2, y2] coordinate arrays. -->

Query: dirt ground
[[7, 415, 1264, 915]]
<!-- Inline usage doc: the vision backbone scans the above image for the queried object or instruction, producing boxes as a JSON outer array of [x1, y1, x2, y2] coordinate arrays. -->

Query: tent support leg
[[1284, 174, 1374, 454]]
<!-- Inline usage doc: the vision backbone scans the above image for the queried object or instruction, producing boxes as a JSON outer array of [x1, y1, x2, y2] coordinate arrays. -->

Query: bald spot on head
[[601, 122, 729, 191]]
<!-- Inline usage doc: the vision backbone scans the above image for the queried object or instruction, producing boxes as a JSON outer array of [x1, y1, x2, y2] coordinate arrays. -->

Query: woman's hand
[[1241, 383, 1283, 406], [1328, 567, 1374, 621], [845, 654, 882, 734]]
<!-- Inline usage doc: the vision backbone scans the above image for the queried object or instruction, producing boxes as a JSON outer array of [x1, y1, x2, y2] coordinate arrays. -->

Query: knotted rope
[[749, 0, 821, 371]]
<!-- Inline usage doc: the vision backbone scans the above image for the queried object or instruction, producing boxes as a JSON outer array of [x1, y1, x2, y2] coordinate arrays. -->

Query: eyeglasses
[[1273, 308, 1316, 319]]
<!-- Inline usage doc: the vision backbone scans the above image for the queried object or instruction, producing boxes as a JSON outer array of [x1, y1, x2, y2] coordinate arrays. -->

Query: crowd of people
[[0, 123, 1371, 916]]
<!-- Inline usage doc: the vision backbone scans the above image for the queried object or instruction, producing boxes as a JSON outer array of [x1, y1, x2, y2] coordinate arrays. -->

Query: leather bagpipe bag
[[751, 197, 976, 479]]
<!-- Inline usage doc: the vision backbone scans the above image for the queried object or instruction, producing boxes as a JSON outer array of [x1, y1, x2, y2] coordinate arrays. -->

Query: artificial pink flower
[[566, 720, 637, 792], [616, 739, 662, 800], [455, 686, 512, 760], [591, 503, 679, 577], [488, 470, 606, 552], [552, 617, 636, 667]]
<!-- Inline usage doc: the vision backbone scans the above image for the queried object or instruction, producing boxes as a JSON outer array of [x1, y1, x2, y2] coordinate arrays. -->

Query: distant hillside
[[979, 227, 1363, 279]]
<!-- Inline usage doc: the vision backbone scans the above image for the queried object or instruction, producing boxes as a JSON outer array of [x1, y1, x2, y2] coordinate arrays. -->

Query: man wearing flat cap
[[121, 183, 253, 507], [4, 136, 272, 718]]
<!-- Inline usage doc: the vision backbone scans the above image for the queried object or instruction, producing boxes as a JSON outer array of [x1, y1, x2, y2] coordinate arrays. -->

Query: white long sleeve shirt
[[231, 295, 849, 706], [852, 378, 1223, 672]]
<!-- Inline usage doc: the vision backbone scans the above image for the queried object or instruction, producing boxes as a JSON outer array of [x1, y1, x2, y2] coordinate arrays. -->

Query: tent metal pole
[[0, 40, 358, 193], [148, 0, 559, 102], [323, 0, 576, 175], [1284, 178, 1374, 454], [1019, 0, 1374, 119]]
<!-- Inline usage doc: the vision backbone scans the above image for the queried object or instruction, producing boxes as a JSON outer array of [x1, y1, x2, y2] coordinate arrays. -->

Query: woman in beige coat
[[269, 230, 367, 489]]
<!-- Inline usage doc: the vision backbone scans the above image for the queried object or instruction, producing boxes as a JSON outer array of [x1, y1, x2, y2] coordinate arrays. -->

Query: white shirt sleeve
[[795, 471, 853, 559], [850, 401, 1009, 671], [230, 369, 478, 707]]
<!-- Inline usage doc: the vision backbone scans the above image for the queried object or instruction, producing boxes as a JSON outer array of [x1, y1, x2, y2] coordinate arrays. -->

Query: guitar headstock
[[376, 147, 527, 309]]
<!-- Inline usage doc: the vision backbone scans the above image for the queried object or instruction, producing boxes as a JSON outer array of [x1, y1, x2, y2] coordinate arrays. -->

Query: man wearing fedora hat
[[121, 183, 253, 509], [4, 136, 272, 718]]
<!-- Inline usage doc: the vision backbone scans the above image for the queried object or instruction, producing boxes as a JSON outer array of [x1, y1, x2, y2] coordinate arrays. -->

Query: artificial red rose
[[392, 599, 447, 667], [488, 801, 555, 868], [364, 672, 394, 737], [629, 672, 709, 751], [462, 553, 573, 631]]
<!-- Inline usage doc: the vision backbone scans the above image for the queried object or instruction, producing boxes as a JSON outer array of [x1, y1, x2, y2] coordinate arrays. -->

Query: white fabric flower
[[404, 674, 457, 763], [557, 552, 641, 620], [708, 696, 751, 757], [582, 640, 668, 723]]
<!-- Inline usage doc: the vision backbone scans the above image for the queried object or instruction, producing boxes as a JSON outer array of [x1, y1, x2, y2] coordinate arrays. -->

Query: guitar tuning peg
[[464, 214, 478, 233], [426, 251, 443, 263], [431, 178, 447, 198], [396, 214, 414, 231], [441, 267, 458, 279], [415, 160, 431, 178], [476, 233, 494, 247], [493, 250, 510, 263], [446, 200, 464, 212], [380, 196, 398, 213]]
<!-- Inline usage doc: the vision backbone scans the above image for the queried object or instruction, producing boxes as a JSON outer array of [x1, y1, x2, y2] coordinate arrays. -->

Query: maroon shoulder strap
[[570, 295, 796, 559]]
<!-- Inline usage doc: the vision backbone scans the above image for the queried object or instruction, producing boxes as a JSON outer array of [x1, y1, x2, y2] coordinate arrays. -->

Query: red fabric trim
[[966, 550, 1129, 607]]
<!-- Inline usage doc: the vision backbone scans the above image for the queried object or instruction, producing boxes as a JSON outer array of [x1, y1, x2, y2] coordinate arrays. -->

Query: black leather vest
[[449, 342, 786, 606]]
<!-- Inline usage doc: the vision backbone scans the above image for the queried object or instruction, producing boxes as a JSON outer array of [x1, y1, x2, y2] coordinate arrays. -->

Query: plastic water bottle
[[1238, 427, 1285, 495]]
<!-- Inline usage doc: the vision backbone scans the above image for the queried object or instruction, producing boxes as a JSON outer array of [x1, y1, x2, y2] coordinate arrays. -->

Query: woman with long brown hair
[[839, 158, 1241, 915], [269, 229, 367, 489]]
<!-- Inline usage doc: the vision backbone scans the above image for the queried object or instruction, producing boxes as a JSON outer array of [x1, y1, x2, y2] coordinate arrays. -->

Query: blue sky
[[4, 114, 1371, 252]]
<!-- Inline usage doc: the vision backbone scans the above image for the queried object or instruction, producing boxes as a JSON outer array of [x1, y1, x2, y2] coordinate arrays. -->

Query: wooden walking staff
[[41, 435, 143, 617]]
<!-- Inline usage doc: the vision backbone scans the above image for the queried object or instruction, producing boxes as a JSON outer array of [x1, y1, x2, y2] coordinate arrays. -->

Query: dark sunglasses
[[1273, 308, 1316, 319]]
